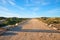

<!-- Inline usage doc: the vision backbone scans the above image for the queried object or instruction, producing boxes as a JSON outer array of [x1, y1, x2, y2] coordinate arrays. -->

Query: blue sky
[[0, 0, 60, 18]]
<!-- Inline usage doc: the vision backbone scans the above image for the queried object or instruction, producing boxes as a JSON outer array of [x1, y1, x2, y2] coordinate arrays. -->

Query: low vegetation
[[37, 17, 60, 30], [0, 17, 28, 27], [38, 17, 60, 25]]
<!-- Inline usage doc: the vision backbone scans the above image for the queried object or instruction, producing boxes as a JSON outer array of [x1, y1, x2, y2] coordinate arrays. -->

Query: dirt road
[[0, 19, 60, 40]]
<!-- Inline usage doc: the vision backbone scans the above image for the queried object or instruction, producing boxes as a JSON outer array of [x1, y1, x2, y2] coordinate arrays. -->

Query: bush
[[0, 17, 28, 28]]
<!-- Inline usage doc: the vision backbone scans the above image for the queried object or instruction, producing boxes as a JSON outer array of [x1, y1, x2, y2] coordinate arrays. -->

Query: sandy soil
[[0, 19, 60, 40]]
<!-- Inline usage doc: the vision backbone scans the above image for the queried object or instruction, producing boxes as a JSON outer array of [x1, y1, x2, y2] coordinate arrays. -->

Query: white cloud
[[0, 0, 16, 6], [25, 0, 32, 6], [1, 0, 6, 4], [0, 7, 8, 11], [0, 0, 26, 17], [0, 6, 20, 17], [0, 0, 25, 11], [24, 0, 50, 7], [0, 11, 20, 17], [25, 0, 60, 6], [31, 0, 50, 6], [0, 0, 7, 5], [8, 0, 16, 6], [14, 6, 25, 11], [8, 0, 25, 11]]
